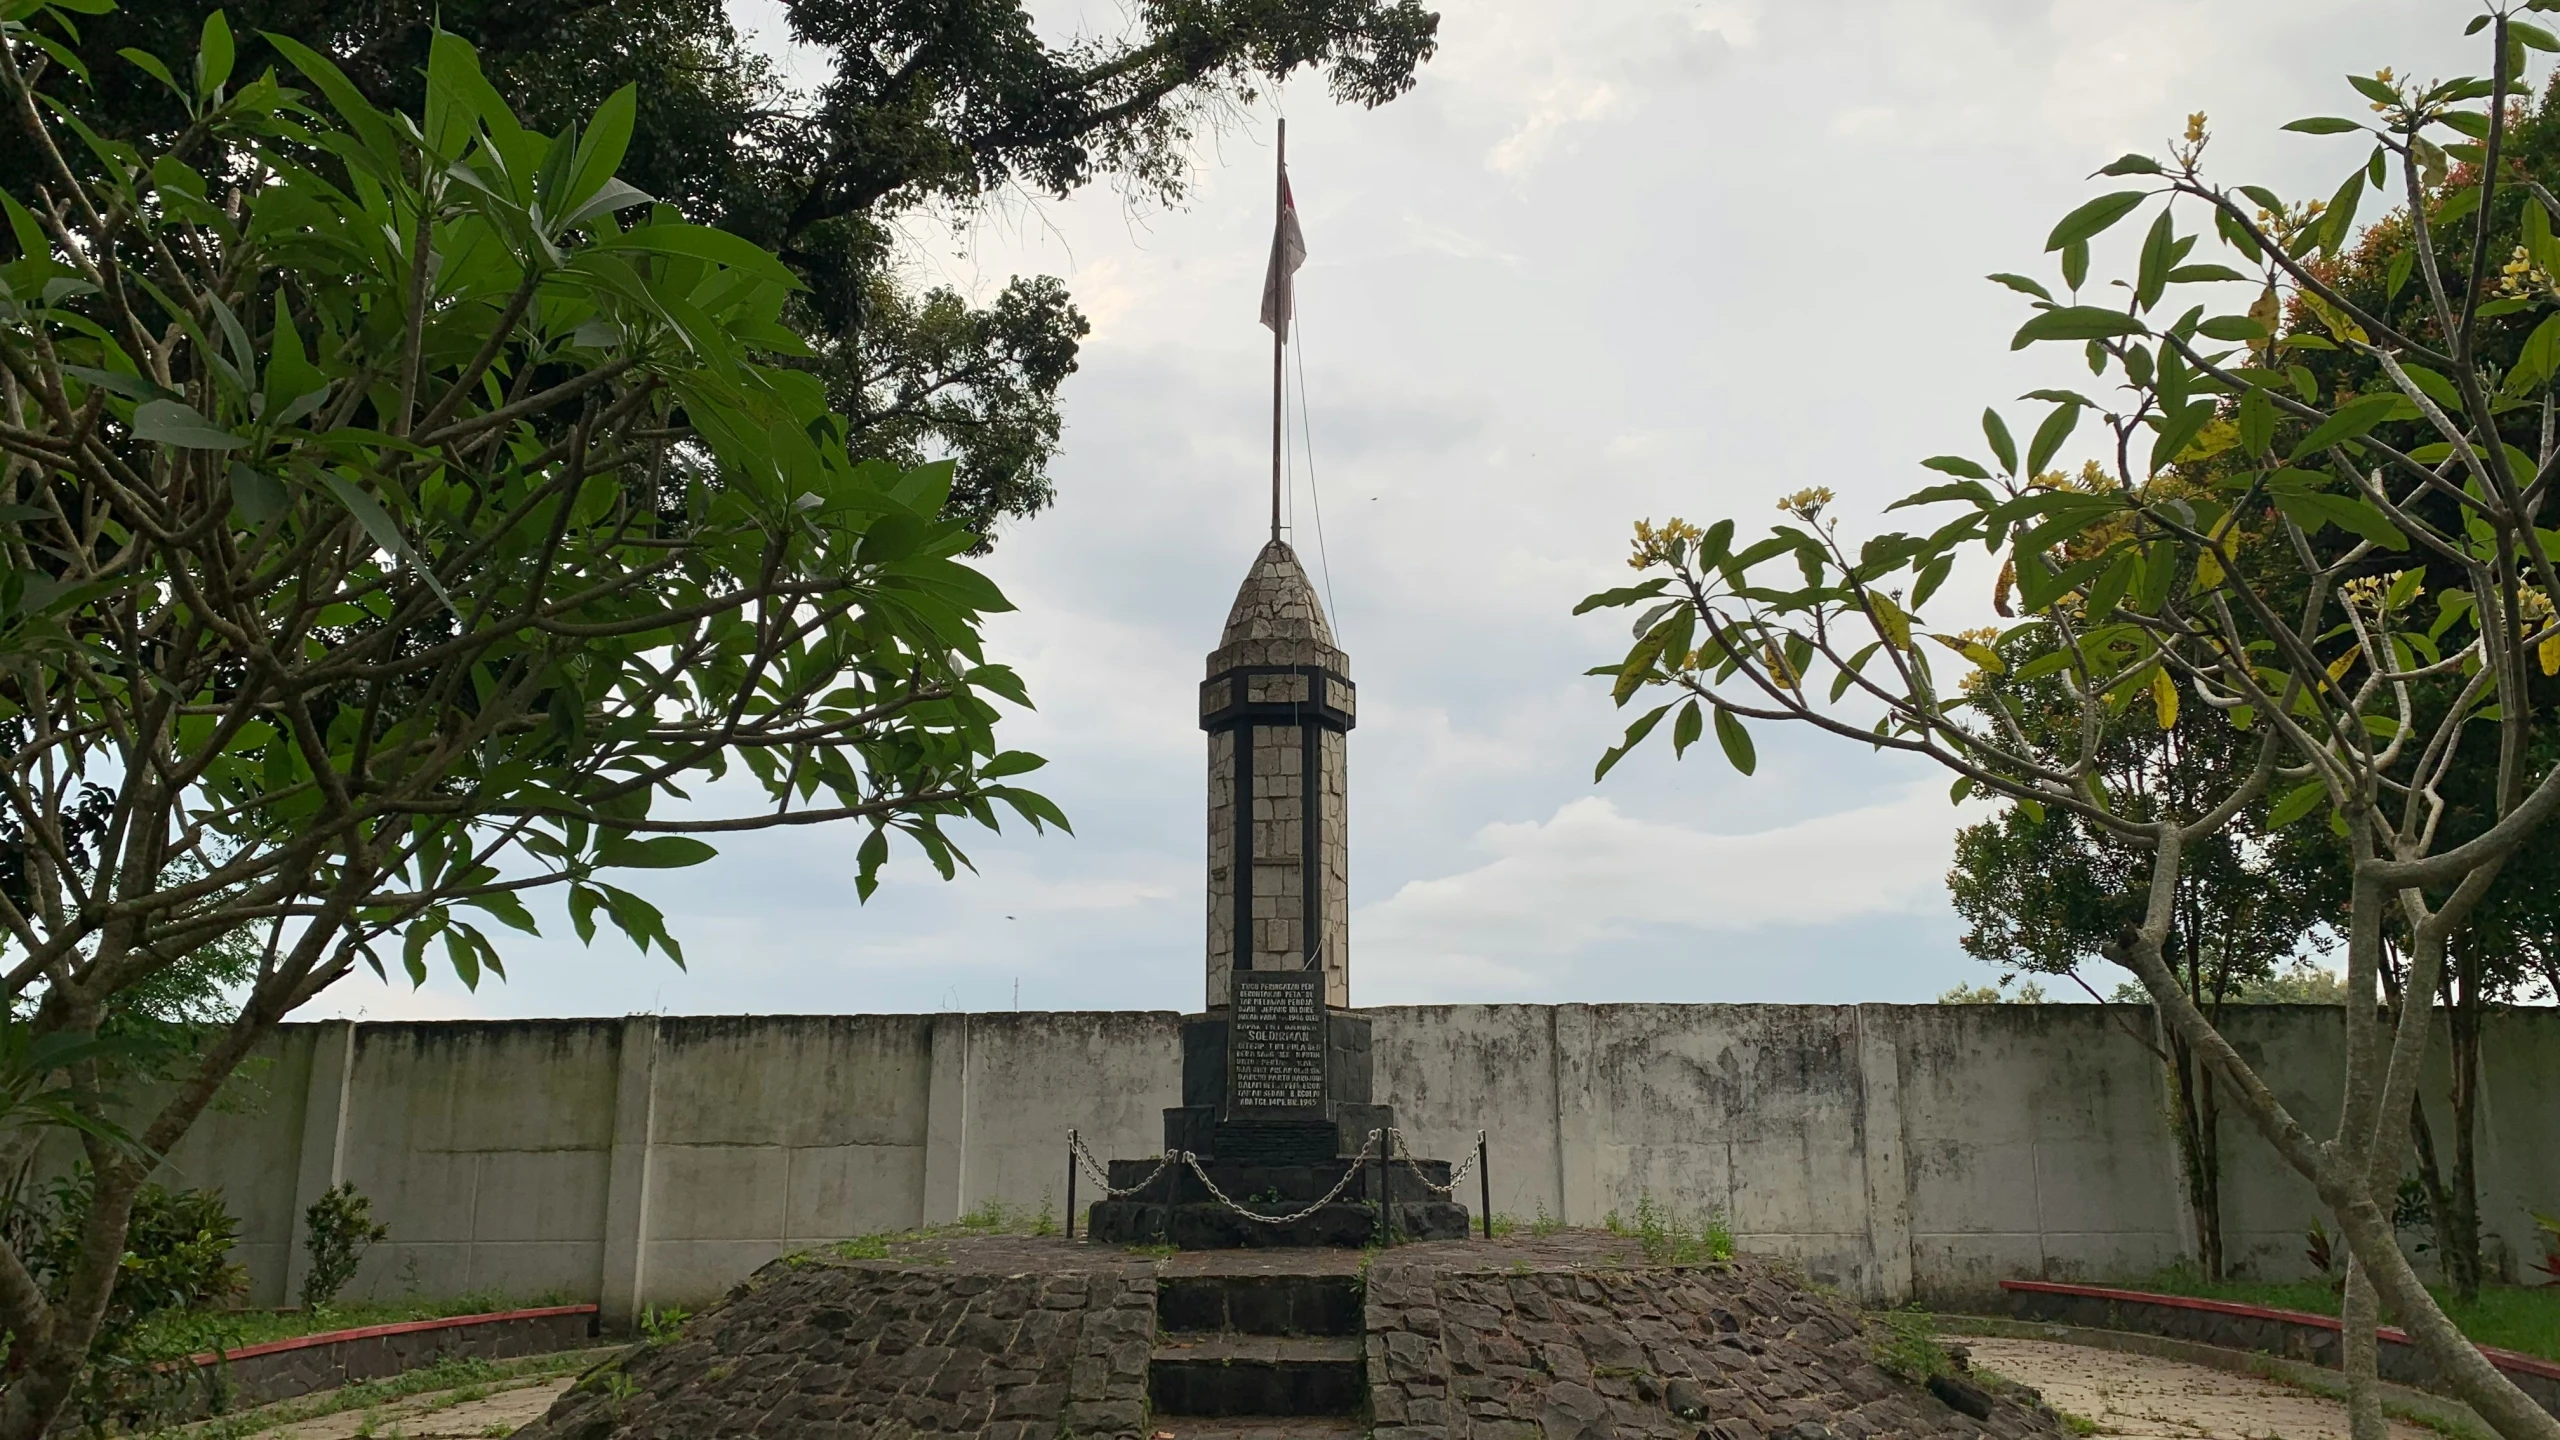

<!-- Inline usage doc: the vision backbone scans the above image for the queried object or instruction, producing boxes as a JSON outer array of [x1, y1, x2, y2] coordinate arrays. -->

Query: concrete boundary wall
[[164, 1005, 2560, 1320]]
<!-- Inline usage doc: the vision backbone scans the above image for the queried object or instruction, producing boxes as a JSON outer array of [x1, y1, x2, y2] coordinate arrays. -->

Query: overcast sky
[[311, 0, 2489, 1023]]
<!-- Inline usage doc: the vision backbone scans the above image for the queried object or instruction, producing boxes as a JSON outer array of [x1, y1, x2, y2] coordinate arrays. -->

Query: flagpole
[[1271, 118, 1286, 547]]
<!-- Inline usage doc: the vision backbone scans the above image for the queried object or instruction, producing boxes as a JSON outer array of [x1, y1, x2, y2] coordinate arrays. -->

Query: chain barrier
[[1385, 1128, 1479, 1198], [1177, 1129, 1381, 1226], [1068, 1132, 1179, 1198]]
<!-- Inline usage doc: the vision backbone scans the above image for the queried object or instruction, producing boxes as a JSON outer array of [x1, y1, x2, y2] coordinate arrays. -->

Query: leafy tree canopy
[[1582, 10, 2560, 1438], [0, 7, 1065, 1430], [5, 0, 1441, 541]]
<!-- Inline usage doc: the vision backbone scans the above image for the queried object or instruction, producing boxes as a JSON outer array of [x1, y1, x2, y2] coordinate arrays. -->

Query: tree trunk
[[2449, 953, 2485, 1301], [2169, 1033, 2225, 1279], [0, 1162, 144, 1440], [2343, 1250, 2389, 1440]]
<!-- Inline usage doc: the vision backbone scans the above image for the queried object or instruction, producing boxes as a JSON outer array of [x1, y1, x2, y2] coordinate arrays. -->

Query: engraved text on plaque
[[1226, 970, 1326, 1114]]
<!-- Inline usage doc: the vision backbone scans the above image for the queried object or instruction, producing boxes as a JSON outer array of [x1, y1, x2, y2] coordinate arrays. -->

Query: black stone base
[[1087, 1198, 1470, 1248], [1104, 1155, 1452, 1198], [1165, 1104, 1398, 1160], [1087, 1151, 1467, 1248]]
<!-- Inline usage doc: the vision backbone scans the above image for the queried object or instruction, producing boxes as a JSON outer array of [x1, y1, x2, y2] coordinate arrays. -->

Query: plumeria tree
[[1586, 9, 2560, 1439], [0, 3, 1057, 1432]]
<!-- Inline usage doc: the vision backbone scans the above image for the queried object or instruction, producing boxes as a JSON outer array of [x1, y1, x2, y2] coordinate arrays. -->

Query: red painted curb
[[1999, 1280, 2560, 1382], [185, 1304, 600, 1366]]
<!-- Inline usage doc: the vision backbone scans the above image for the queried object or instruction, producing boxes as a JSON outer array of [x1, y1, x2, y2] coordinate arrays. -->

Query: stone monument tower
[[1082, 120, 1467, 1247], [1202, 539, 1353, 1012]]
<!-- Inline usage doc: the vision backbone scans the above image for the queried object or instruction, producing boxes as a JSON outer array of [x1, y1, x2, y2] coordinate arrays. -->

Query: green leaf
[[2098, 153, 2163, 176], [132, 398, 244, 450], [2149, 400, 2217, 473], [2012, 306, 2147, 348], [195, 10, 233, 99], [595, 222, 804, 292], [2513, 312, 2560, 394], [1671, 699, 1703, 758], [2027, 401, 2081, 476], [564, 84, 638, 221], [2238, 385, 2275, 457], [2062, 240, 2090, 293], [1982, 409, 2018, 475], [2165, 263, 2251, 284], [2347, 73, 2399, 107], [2135, 208, 2176, 311], [2318, 167, 2365, 256], [228, 463, 286, 527], [1573, 578, 1670, 615], [2289, 392, 2407, 459], [2196, 314, 2269, 343], [2269, 780, 2328, 829], [2398, 364, 2463, 413], [1921, 455, 1993, 480], [320, 472, 456, 608], [2282, 117, 2365, 135], [2274, 489, 2407, 549], [1713, 707, 1756, 776], [1594, 704, 1671, 781], [2046, 191, 2149, 252], [1988, 273, 2054, 302], [120, 47, 182, 99], [1892, 480, 1996, 510], [595, 834, 719, 868]]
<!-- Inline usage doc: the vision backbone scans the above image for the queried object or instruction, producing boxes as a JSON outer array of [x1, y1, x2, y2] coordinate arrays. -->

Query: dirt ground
[[1964, 1336, 2441, 1440]]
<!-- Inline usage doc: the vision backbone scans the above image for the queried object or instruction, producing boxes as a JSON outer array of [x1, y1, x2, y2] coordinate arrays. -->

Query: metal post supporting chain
[[1478, 1130, 1492, 1240], [1382, 1126, 1397, 1247], [1066, 1129, 1078, 1240]]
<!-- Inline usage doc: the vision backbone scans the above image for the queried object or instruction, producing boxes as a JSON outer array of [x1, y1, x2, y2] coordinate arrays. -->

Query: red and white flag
[[1259, 168, 1306, 334]]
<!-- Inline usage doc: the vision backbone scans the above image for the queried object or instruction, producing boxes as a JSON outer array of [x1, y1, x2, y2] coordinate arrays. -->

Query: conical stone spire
[[1201, 540, 1353, 1010]]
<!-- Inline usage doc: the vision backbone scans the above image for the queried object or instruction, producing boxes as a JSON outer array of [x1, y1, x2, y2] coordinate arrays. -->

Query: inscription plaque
[[1226, 969, 1327, 1114]]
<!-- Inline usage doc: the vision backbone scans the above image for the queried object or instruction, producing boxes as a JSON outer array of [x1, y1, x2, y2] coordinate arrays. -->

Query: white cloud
[[1473, 5, 1750, 173], [1352, 784, 1987, 1003]]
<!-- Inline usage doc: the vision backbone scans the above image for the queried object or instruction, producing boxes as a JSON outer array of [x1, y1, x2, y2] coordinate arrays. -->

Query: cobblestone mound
[[510, 1235, 2060, 1440], [1364, 1256, 2062, 1440], [513, 1254, 1157, 1440]]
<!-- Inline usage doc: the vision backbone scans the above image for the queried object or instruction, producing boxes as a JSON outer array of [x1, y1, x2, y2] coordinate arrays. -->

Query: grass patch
[[1632, 1197, 1733, 1266], [2127, 1269, 2560, 1363], [132, 1291, 576, 1360], [1867, 1309, 1955, 1382]]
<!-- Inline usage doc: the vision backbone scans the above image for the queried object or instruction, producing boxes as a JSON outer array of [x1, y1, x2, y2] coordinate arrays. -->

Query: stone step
[[1144, 1420, 1367, 1440], [1147, 1335, 1363, 1418], [1157, 1273, 1362, 1337]]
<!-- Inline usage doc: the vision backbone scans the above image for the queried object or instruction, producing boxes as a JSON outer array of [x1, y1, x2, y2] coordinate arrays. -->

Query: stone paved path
[[219, 1375, 573, 1438], [1964, 1337, 2438, 1439]]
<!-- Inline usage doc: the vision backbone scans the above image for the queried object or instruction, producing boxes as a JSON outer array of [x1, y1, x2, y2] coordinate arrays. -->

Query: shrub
[[299, 1182, 390, 1312], [5, 1169, 248, 1432]]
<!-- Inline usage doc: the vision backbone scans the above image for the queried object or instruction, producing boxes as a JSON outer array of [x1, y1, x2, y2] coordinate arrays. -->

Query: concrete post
[[922, 1012, 971, 1224], [1552, 1004, 1601, 1226], [281, 1019, 357, 1308], [1855, 1005, 1914, 1306], [598, 1015, 660, 1330]]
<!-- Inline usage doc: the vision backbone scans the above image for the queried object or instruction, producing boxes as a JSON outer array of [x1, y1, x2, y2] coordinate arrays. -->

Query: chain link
[[1073, 1127, 1487, 1224], [1177, 1130, 1381, 1225], [1068, 1132, 1180, 1198], [1386, 1128, 1480, 1198]]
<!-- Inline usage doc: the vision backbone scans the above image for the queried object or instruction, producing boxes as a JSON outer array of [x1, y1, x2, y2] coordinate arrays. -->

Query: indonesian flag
[[1259, 168, 1306, 334]]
